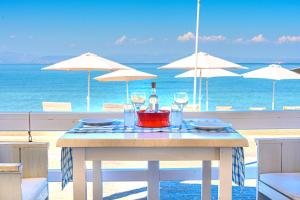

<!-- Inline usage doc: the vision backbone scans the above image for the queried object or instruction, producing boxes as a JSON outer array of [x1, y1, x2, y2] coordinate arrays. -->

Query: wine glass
[[174, 92, 189, 111], [131, 92, 146, 111]]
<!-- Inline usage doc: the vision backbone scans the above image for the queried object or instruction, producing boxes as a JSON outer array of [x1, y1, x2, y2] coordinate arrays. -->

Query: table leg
[[73, 148, 87, 200], [219, 148, 232, 200], [147, 161, 160, 200], [93, 160, 102, 200], [202, 160, 211, 200]]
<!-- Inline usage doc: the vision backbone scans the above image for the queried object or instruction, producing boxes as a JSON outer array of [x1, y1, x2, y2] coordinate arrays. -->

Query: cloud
[[233, 37, 245, 43], [177, 32, 195, 42], [115, 35, 154, 45], [115, 35, 127, 45], [251, 34, 266, 43], [9, 34, 16, 39], [277, 35, 300, 44], [177, 32, 226, 42], [68, 43, 77, 48], [131, 37, 153, 44], [200, 35, 226, 42]]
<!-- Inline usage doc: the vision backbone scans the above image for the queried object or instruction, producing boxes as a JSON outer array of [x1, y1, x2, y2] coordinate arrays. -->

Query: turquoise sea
[[0, 63, 300, 112]]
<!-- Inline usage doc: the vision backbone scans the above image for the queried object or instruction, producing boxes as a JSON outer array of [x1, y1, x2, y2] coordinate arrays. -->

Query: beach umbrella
[[176, 69, 241, 111], [42, 52, 131, 111], [159, 52, 246, 110], [94, 69, 157, 103], [242, 64, 300, 110]]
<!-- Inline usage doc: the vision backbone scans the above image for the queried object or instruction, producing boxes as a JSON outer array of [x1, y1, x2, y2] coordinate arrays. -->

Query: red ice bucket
[[137, 110, 170, 128]]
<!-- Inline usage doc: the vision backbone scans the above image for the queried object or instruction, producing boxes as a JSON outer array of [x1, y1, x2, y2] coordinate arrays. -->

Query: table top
[[57, 131, 248, 148]]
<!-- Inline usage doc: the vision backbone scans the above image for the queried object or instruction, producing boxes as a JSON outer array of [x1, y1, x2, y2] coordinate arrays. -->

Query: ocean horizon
[[1, 63, 300, 112]]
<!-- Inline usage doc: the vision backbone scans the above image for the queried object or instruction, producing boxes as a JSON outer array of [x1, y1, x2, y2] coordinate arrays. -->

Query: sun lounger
[[42, 102, 72, 112], [0, 142, 49, 200], [183, 105, 200, 112], [249, 107, 267, 111], [102, 103, 124, 112], [256, 138, 300, 200], [216, 106, 233, 111], [283, 106, 300, 111]]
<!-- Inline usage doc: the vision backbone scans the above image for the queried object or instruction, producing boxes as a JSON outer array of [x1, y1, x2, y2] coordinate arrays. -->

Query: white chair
[[256, 138, 300, 200], [0, 142, 49, 200], [42, 102, 72, 112]]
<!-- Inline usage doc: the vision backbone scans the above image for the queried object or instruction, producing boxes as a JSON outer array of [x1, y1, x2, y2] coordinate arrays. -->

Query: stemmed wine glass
[[131, 92, 146, 112], [174, 92, 189, 111]]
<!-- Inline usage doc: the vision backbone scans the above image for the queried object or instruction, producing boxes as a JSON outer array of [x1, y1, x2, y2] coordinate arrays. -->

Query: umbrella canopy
[[159, 52, 247, 70], [243, 64, 300, 80], [176, 69, 241, 111], [42, 52, 131, 111], [242, 64, 300, 110], [159, 52, 246, 111], [176, 69, 241, 78], [42, 52, 131, 71], [94, 69, 157, 103]]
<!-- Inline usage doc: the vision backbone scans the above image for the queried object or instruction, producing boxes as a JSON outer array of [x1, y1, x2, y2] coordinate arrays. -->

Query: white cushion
[[22, 178, 48, 200], [260, 173, 300, 200]]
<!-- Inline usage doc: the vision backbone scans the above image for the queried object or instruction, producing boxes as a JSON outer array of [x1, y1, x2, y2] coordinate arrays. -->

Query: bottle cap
[[152, 82, 156, 88]]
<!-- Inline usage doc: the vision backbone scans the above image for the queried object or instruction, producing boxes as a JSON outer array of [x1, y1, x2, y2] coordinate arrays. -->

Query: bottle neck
[[152, 87, 156, 95]]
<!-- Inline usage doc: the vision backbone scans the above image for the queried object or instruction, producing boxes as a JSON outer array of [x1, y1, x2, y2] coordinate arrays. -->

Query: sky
[[0, 0, 300, 63]]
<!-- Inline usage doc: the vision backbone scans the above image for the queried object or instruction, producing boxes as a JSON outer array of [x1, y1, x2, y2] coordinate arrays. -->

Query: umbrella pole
[[206, 78, 208, 111], [272, 80, 276, 110], [198, 69, 202, 111], [193, 0, 201, 111], [126, 81, 129, 104], [87, 71, 90, 112]]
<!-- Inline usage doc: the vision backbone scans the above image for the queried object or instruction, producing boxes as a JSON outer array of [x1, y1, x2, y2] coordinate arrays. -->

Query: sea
[[0, 63, 300, 112]]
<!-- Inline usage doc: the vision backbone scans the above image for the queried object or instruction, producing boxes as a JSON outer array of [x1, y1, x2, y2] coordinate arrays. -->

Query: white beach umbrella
[[242, 64, 300, 110], [42, 52, 131, 111], [176, 69, 241, 111], [159, 52, 245, 70], [159, 52, 246, 110], [94, 69, 157, 103]]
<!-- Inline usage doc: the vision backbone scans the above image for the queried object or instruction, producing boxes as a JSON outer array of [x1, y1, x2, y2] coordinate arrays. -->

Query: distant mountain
[[0, 51, 300, 64], [0, 52, 71, 64]]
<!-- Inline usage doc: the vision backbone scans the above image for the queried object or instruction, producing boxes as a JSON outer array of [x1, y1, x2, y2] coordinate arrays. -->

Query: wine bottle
[[148, 82, 159, 112]]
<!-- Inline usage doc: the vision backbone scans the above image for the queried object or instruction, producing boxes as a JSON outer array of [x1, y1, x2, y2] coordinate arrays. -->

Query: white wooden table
[[57, 131, 248, 200]]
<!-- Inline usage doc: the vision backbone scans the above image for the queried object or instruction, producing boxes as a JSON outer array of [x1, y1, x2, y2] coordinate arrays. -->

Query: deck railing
[[1, 111, 300, 131], [1, 111, 300, 182]]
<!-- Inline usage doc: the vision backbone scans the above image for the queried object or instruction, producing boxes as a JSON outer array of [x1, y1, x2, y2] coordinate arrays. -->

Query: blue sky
[[0, 0, 300, 63]]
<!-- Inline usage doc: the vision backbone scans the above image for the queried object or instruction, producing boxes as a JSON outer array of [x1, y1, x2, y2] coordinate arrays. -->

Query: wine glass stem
[[134, 104, 140, 123]]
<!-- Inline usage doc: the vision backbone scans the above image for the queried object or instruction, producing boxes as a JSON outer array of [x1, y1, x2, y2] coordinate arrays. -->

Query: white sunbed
[[42, 101, 72, 112], [0, 142, 49, 200], [256, 138, 300, 200]]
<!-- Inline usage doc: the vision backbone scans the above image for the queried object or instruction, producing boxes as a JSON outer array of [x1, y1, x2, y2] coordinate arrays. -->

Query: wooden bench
[[0, 142, 49, 200], [256, 138, 300, 200]]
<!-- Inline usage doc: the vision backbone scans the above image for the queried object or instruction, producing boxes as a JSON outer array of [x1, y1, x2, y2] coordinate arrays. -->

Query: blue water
[[0, 63, 300, 112]]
